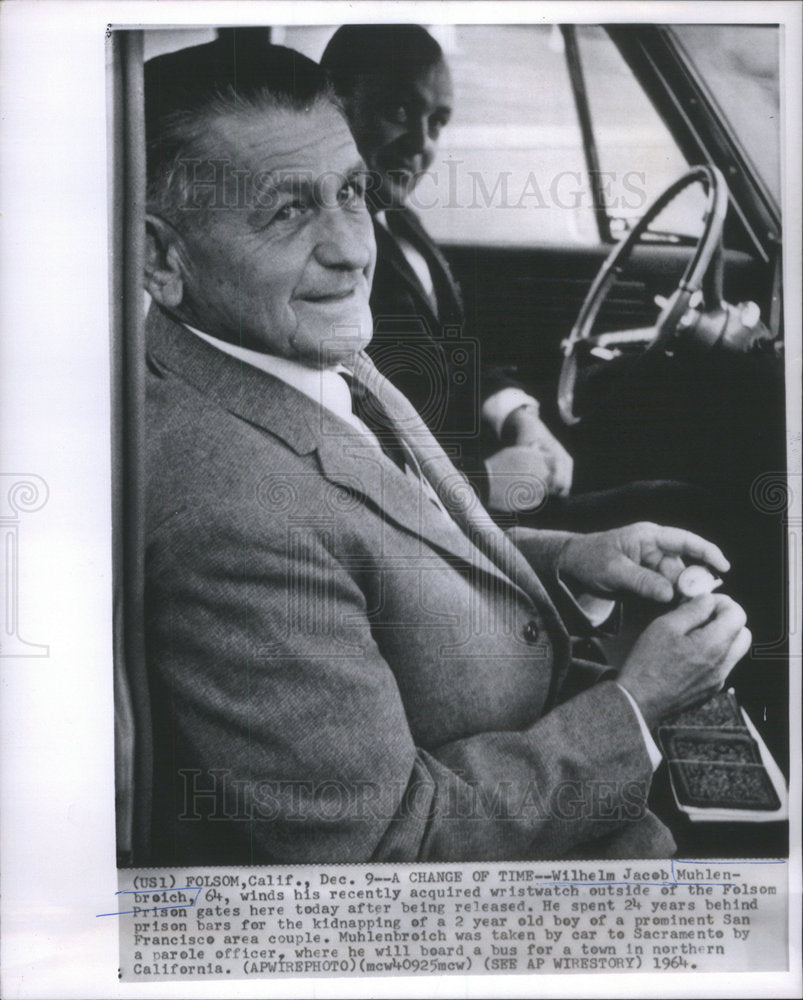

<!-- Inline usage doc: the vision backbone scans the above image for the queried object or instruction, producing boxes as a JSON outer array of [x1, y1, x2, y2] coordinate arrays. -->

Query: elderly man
[[142, 41, 748, 865]]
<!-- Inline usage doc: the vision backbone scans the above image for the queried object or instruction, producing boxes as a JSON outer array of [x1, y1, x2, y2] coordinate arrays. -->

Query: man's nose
[[314, 208, 373, 270]]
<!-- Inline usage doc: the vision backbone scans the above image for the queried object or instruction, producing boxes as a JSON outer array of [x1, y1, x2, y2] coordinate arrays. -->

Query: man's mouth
[[300, 287, 357, 304]]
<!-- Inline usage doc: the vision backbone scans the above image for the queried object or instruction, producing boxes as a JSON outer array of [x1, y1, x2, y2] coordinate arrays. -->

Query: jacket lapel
[[351, 350, 571, 631], [147, 307, 572, 690], [386, 207, 464, 320], [145, 307, 491, 571], [372, 219, 442, 327]]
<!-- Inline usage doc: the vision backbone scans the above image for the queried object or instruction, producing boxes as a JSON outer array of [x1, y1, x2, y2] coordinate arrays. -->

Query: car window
[[279, 24, 597, 245], [412, 25, 599, 246], [278, 24, 704, 246], [669, 25, 780, 204], [575, 25, 706, 241], [273, 24, 335, 62]]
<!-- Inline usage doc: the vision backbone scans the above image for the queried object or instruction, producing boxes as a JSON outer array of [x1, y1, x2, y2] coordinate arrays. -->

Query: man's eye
[[383, 104, 409, 125], [338, 178, 366, 208], [275, 199, 309, 222]]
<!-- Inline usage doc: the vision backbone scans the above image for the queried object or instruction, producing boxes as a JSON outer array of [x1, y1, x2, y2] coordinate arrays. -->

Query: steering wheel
[[558, 165, 729, 426]]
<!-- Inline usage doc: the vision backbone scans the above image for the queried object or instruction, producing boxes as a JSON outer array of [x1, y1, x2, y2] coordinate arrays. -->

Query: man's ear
[[144, 214, 186, 310]]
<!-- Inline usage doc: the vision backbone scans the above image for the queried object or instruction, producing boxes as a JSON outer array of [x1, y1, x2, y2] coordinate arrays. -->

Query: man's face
[[174, 102, 376, 367], [346, 59, 453, 209]]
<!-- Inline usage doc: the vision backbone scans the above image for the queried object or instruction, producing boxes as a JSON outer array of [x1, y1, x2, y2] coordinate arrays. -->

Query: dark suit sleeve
[[481, 364, 527, 402], [147, 506, 672, 865]]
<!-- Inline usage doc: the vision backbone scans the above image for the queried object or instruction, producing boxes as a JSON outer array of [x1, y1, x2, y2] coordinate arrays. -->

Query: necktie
[[339, 371, 408, 473]]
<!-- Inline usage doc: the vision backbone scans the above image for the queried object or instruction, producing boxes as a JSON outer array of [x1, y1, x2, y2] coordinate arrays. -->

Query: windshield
[[669, 24, 780, 204]]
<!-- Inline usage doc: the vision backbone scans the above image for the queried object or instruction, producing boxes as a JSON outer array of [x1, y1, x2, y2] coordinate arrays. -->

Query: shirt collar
[[183, 324, 359, 430], [183, 322, 449, 512]]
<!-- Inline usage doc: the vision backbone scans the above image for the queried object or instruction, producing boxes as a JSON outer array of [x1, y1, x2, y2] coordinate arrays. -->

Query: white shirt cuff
[[556, 572, 617, 629], [482, 388, 539, 439], [616, 684, 662, 771], [574, 591, 617, 628]]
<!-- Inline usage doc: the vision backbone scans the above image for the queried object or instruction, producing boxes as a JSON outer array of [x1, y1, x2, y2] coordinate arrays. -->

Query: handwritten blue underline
[[97, 886, 202, 918]]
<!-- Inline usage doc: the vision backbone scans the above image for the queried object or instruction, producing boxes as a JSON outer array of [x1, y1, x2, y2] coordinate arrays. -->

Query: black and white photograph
[[115, 18, 790, 866], [1, 2, 800, 997]]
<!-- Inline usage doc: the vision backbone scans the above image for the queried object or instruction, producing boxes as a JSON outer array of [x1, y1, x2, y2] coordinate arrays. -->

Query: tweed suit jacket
[[144, 305, 674, 865]]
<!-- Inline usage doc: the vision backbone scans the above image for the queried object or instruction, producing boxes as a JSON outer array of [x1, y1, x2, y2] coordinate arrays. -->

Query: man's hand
[[557, 522, 730, 603], [618, 594, 751, 727], [501, 404, 573, 497]]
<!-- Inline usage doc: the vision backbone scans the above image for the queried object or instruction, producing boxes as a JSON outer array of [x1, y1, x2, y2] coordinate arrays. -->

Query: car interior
[[112, 23, 789, 865]]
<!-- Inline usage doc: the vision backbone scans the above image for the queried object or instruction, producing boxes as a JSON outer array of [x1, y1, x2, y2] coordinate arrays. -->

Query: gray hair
[[145, 41, 339, 228]]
